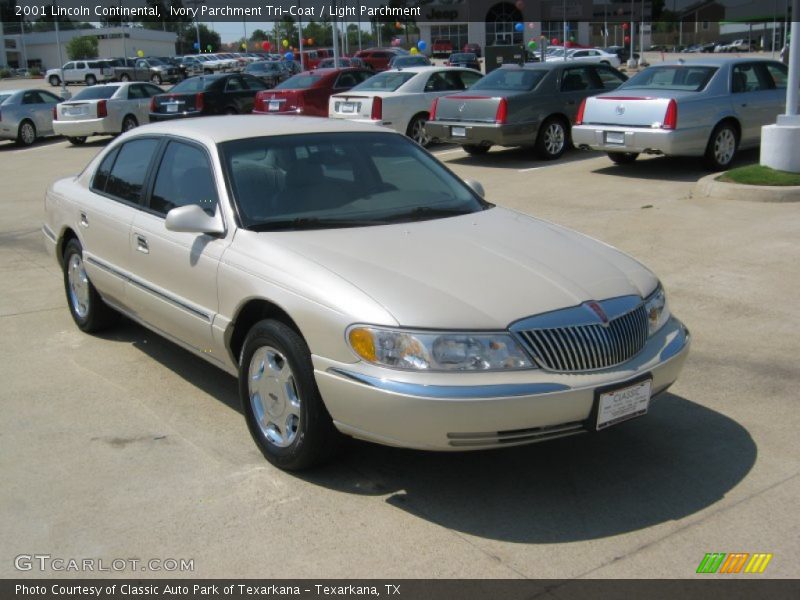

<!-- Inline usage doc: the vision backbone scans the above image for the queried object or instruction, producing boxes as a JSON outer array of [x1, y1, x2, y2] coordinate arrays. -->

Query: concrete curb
[[693, 173, 800, 203]]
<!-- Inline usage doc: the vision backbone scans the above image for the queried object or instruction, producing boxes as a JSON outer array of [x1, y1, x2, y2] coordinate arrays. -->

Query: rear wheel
[[121, 115, 138, 132], [17, 120, 36, 146], [49, 75, 61, 86], [85, 74, 97, 86], [407, 113, 431, 147], [223, 106, 238, 115], [120, 73, 131, 82], [151, 73, 162, 85], [704, 122, 738, 170], [67, 136, 87, 146], [607, 152, 639, 164], [239, 319, 341, 470], [62, 239, 118, 333], [463, 144, 491, 155], [535, 116, 569, 160]]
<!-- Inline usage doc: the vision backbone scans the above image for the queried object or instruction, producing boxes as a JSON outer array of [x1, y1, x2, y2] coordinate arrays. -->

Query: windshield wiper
[[248, 217, 388, 231], [386, 206, 476, 223]]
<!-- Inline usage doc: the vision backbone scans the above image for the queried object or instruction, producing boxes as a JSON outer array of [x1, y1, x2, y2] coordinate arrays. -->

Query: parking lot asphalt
[[1, 76, 798, 579]]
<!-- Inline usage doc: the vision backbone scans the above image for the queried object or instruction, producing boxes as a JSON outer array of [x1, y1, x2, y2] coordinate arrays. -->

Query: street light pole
[[784, 0, 799, 119]]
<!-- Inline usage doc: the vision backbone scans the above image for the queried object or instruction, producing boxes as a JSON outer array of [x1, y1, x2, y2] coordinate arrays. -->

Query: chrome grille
[[516, 303, 648, 372]]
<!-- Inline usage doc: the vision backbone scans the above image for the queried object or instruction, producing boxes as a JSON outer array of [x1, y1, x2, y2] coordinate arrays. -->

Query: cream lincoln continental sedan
[[43, 116, 690, 470]]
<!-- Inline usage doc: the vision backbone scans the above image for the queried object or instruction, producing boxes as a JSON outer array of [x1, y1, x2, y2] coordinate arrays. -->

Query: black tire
[[534, 116, 569, 160], [463, 144, 491, 155], [16, 120, 36, 146], [406, 113, 431, 147], [62, 238, 118, 333], [121, 115, 138, 132], [120, 74, 131, 82], [151, 73, 162, 85], [224, 106, 238, 115], [239, 319, 341, 470], [49, 75, 61, 86], [607, 151, 639, 164], [704, 122, 739, 170], [85, 74, 97, 86], [67, 136, 87, 146]]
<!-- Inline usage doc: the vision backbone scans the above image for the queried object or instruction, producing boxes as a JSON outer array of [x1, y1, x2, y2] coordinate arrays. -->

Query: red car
[[354, 48, 404, 71], [432, 39, 454, 57], [252, 68, 373, 117]]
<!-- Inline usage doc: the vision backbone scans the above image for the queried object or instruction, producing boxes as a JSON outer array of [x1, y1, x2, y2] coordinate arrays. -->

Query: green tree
[[179, 23, 221, 52], [66, 35, 99, 59]]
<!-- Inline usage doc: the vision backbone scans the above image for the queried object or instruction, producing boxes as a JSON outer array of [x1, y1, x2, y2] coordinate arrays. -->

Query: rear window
[[623, 66, 717, 91], [351, 71, 415, 92], [169, 76, 219, 93], [0, 93, 12, 105], [275, 74, 323, 90], [470, 68, 546, 92], [450, 54, 476, 62], [70, 86, 119, 100]]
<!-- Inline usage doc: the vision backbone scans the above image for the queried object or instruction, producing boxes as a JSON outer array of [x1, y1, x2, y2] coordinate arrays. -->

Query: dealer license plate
[[166, 104, 178, 113], [605, 131, 625, 145], [268, 101, 281, 112], [340, 102, 356, 114], [65, 106, 87, 117], [596, 379, 651, 431], [451, 126, 466, 137]]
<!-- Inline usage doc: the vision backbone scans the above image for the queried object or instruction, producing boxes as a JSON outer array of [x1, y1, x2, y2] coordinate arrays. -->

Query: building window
[[485, 2, 524, 46], [541, 21, 579, 44], [702, 21, 710, 31], [429, 24, 468, 53]]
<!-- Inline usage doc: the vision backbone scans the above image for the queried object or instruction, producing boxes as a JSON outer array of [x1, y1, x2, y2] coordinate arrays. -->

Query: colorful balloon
[[136, 49, 144, 57], [514, 23, 523, 33], [282, 39, 289, 48], [307, 38, 314, 46], [206, 44, 212, 51], [528, 22, 535, 30], [624, 35, 631, 44], [417, 40, 427, 51], [515, 0, 524, 10], [395, 21, 402, 30], [285, 51, 294, 60], [262, 41, 271, 51], [527, 40, 537, 49], [193, 42, 200, 50], [410, 47, 419, 55], [551, 38, 559, 46], [622, 22, 630, 31], [241, 43, 247, 50]]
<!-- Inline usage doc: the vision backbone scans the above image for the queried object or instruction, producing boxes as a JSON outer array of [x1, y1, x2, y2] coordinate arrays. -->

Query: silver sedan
[[0, 88, 63, 146], [53, 82, 164, 146], [43, 116, 689, 470]]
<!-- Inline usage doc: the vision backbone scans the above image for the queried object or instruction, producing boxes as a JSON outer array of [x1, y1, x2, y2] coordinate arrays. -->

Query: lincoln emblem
[[586, 301, 609, 324]]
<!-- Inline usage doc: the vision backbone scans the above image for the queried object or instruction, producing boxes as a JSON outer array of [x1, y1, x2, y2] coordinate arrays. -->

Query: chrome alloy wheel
[[410, 116, 430, 146], [67, 253, 90, 319], [713, 128, 736, 166], [248, 346, 301, 448], [19, 122, 36, 146], [543, 122, 565, 156]]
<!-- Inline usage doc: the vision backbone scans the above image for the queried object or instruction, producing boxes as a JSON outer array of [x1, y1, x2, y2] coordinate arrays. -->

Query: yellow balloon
[[241, 43, 247, 50], [409, 47, 418, 55], [282, 39, 289, 48], [136, 49, 144, 57]]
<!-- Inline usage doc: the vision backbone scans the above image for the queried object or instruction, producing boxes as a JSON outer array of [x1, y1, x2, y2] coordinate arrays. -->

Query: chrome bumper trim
[[326, 368, 570, 399]]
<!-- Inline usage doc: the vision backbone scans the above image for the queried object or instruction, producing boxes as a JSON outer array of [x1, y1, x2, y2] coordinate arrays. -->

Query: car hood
[[256, 206, 657, 329]]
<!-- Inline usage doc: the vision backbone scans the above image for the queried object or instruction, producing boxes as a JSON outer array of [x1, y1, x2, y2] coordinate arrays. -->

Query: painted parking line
[[432, 148, 467, 156]]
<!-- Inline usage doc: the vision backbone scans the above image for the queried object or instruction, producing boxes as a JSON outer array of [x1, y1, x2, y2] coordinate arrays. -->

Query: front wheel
[[121, 115, 138, 132], [151, 73, 162, 85], [704, 123, 738, 170], [120, 74, 131, 82], [17, 120, 36, 146], [85, 74, 97, 86], [607, 151, 639, 165], [239, 320, 341, 470], [49, 75, 61, 86], [407, 113, 431, 147], [62, 239, 118, 333], [67, 136, 87, 146], [535, 117, 568, 160]]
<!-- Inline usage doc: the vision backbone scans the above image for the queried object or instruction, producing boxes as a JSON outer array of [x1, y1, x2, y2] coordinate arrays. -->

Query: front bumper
[[426, 120, 539, 147], [313, 317, 690, 451], [53, 118, 116, 137], [572, 124, 708, 157]]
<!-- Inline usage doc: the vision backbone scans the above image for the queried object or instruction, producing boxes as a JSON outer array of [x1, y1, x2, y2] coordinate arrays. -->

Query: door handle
[[740, 103, 748, 107], [135, 234, 149, 254], [79, 212, 89, 228]]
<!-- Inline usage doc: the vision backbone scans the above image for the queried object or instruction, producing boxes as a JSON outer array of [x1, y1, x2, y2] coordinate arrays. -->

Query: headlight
[[645, 284, 670, 335], [347, 326, 535, 371]]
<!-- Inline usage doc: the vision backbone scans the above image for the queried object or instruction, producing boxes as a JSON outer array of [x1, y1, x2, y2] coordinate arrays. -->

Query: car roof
[[128, 115, 404, 145], [654, 57, 784, 67]]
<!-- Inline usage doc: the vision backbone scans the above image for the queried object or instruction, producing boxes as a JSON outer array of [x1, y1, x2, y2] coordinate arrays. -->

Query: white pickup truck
[[45, 60, 114, 86]]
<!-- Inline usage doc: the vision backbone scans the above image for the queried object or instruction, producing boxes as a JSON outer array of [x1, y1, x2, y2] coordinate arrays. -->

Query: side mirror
[[464, 178, 485, 198], [165, 204, 224, 235]]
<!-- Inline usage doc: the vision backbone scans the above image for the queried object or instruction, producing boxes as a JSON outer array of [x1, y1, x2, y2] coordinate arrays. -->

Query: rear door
[[128, 139, 228, 357], [62, 62, 77, 83], [731, 62, 783, 144], [559, 66, 599, 121]]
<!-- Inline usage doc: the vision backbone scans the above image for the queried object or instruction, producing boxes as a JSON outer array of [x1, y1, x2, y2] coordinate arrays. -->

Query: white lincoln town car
[[43, 116, 689, 470]]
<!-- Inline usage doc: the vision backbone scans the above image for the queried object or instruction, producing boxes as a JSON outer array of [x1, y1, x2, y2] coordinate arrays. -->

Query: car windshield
[[275, 74, 323, 89], [622, 66, 718, 91], [220, 132, 489, 230], [450, 54, 476, 61], [350, 71, 415, 92], [169, 76, 219, 92], [70, 86, 119, 100], [470, 68, 545, 91]]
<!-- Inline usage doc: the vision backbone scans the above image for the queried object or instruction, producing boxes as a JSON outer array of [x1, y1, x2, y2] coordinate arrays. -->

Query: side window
[[561, 68, 593, 91], [425, 72, 451, 92], [225, 76, 244, 92], [91, 148, 120, 192], [243, 75, 267, 91], [105, 138, 160, 204], [594, 67, 627, 91], [355, 70, 372, 83], [335, 72, 358, 88], [63, 62, 75, 70], [22, 91, 41, 104], [36, 91, 61, 104], [76, 62, 86, 70], [764, 63, 788, 89], [150, 141, 218, 216], [458, 70, 482, 89], [127, 85, 145, 99], [136, 60, 148, 69], [143, 84, 163, 97], [732, 64, 769, 93]]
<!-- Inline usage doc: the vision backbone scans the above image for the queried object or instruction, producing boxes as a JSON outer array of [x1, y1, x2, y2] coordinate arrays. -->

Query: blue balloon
[[417, 40, 427, 51], [284, 51, 294, 60], [514, 23, 524, 32], [193, 42, 199, 50]]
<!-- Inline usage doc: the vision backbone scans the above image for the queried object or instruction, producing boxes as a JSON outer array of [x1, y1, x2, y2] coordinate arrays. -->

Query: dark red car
[[354, 48, 404, 71], [253, 68, 373, 117]]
